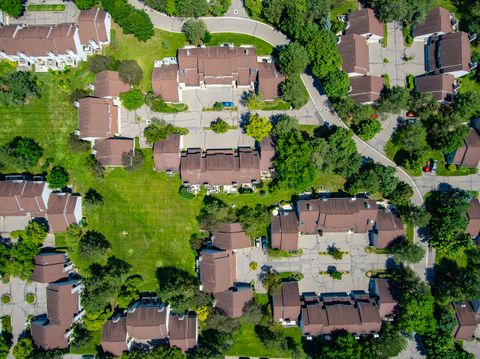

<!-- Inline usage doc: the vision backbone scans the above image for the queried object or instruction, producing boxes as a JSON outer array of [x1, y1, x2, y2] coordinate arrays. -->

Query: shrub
[[25, 293, 35, 304], [86, 155, 104, 178], [406, 75, 414, 91], [1, 136, 43, 170], [213, 101, 224, 111], [144, 118, 189, 143], [179, 186, 195, 199], [70, 88, 90, 103], [245, 113, 272, 141], [203, 31, 212, 43], [1, 295, 11, 305], [118, 60, 143, 87], [47, 166, 69, 189], [119, 89, 144, 110], [327, 246, 344, 260], [329, 270, 342, 280], [88, 55, 116, 74], [84, 188, 104, 206], [162, 40, 170, 49], [122, 150, 145, 171], [68, 133, 90, 152], [249, 261, 258, 270], [182, 19, 207, 45], [210, 118, 229, 133]]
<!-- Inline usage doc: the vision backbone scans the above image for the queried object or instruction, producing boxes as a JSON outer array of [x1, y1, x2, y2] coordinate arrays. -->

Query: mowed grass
[[206, 33, 275, 55]]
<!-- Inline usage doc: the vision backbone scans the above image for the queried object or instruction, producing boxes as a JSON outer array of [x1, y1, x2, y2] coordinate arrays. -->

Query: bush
[[406, 75, 414, 91], [182, 19, 207, 45], [118, 60, 143, 87], [25, 293, 35, 304], [249, 261, 258, 270], [68, 133, 90, 152], [47, 166, 69, 189], [0, 71, 40, 106], [1, 295, 10, 305], [245, 113, 272, 141], [122, 150, 145, 171], [119, 89, 145, 110], [70, 88, 90, 103], [213, 101, 224, 111], [203, 31, 212, 43], [88, 55, 116, 74], [179, 186, 195, 199], [1, 136, 43, 170], [354, 118, 382, 141], [329, 270, 342, 280], [327, 246, 344, 260], [84, 188, 104, 206], [210, 118, 229, 133], [144, 118, 189, 143]]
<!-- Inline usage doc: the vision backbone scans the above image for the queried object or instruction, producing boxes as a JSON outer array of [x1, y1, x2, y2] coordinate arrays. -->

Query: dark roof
[[126, 303, 169, 340], [101, 317, 128, 357], [151, 65, 180, 102], [78, 97, 118, 140], [215, 286, 253, 318], [414, 7, 453, 37], [46, 193, 81, 233], [338, 34, 369, 75], [95, 138, 134, 167], [257, 62, 285, 100], [94, 71, 130, 98], [169, 313, 198, 352], [30, 253, 68, 284], [346, 8, 384, 37], [213, 223, 251, 250], [77, 7, 109, 45], [415, 74, 455, 101], [451, 129, 480, 167], [349, 76, 384, 103], [0, 180, 47, 217], [429, 32, 472, 74], [200, 249, 236, 293]]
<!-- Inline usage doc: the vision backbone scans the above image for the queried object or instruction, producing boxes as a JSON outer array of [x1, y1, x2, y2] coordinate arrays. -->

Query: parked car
[[431, 160, 438, 174], [261, 238, 268, 254], [424, 161, 431, 173], [222, 101, 234, 108]]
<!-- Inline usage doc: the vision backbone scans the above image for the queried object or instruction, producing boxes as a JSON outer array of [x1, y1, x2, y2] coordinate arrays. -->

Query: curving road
[[129, 0, 423, 205]]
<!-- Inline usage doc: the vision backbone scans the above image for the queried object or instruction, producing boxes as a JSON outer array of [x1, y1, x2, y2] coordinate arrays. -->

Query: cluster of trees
[[144, 0, 231, 17], [0, 137, 43, 171], [12, 336, 66, 359], [0, 71, 40, 106], [88, 55, 143, 86], [120, 344, 185, 358], [100, 0, 154, 41], [182, 19, 210, 46], [0, 0, 23, 17], [368, 0, 431, 24], [144, 118, 189, 144], [65, 225, 112, 265]]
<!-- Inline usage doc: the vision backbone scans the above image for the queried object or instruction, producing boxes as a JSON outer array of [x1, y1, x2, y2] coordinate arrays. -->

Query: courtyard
[[236, 232, 389, 294]]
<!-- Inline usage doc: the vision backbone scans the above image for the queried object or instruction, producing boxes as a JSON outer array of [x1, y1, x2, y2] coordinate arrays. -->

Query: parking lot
[[235, 232, 389, 294]]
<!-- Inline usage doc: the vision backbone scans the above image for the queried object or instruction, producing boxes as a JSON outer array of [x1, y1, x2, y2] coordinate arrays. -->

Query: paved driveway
[[8, 0, 79, 26], [369, 22, 425, 86], [236, 233, 388, 294]]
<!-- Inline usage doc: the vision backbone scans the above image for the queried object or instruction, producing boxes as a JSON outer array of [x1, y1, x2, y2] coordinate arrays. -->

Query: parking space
[[8, 0, 80, 26], [235, 233, 389, 294]]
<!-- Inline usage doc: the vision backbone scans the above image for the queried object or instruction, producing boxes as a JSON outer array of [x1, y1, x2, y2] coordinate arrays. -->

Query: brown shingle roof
[[349, 76, 384, 104], [30, 252, 68, 284], [430, 32, 472, 74], [273, 282, 301, 321], [467, 198, 480, 238], [126, 303, 169, 340], [415, 74, 455, 102], [31, 321, 69, 350], [271, 212, 299, 251], [338, 34, 369, 75], [200, 249, 236, 293], [101, 317, 128, 357], [95, 138, 134, 167], [414, 7, 453, 37], [371, 278, 398, 317], [258, 62, 285, 100], [215, 286, 253, 318], [451, 129, 480, 167], [0, 180, 47, 217], [169, 313, 198, 352], [374, 211, 404, 248], [153, 134, 181, 172], [46, 193, 80, 233], [346, 8, 384, 38], [213, 223, 251, 250], [94, 71, 130, 98], [152, 65, 180, 102], [453, 302, 478, 340], [78, 7, 109, 45], [78, 97, 118, 140]]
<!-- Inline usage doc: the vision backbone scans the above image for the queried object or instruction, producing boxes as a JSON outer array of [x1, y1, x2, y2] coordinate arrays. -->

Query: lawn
[[431, 0, 457, 15], [249, 98, 291, 111], [70, 330, 101, 354], [460, 72, 480, 93], [206, 33, 275, 55], [27, 4, 65, 11], [331, 0, 358, 17]]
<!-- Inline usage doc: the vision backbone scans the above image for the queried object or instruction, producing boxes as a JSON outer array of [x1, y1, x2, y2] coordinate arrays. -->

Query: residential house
[[46, 192, 82, 233], [413, 7, 455, 41], [199, 249, 236, 293], [448, 129, 480, 168], [31, 279, 84, 350], [169, 313, 198, 352], [152, 62, 181, 102], [273, 282, 301, 325], [257, 62, 286, 100], [215, 285, 253, 318], [370, 278, 399, 317], [153, 134, 182, 173], [93, 70, 130, 99], [77, 7, 111, 54], [369, 210, 404, 249], [349, 75, 384, 104], [259, 136, 275, 173], [338, 34, 369, 77], [467, 198, 480, 239], [30, 252, 73, 284], [212, 223, 251, 250], [101, 317, 130, 357], [77, 97, 120, 142], [345, 8, 384, 43], [270, 211, 299, 251], [425, 31, 474, 78], [126, 302, 170, 341], [414, 73, 456, 102], [94, 138, 134, 168], [453, 302, 478, 340]]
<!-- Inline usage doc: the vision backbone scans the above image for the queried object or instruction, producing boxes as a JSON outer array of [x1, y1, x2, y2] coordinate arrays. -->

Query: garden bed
[[247, 98, 291, 111], [27, 4, 65, 12], [268, 248, 303, 258]]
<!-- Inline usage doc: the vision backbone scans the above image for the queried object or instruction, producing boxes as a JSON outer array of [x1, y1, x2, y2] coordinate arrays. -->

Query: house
[[77, 7, 111, 54], [297, 198, 377, 235], [153, 134, 182, 173], [215, 285, 253, 318], [345, 8, 384, 42], [77, 97, 119, 142], [467, 198, 480, 238], [300, 295, 381, 336], [259, 136, 275, 173], [0, 23, 86, 71], [180, 148, 261, 186], [126, 302, 170, 341], [414, 73, 456, 102], [31, 279, 83, 350], [370, 278, 398, 317], [94, 138, 134, 168], [273, 282, 301, 325], [93, 71, 130, 99], [101, 317, 129, 357], [46, 192, 82, 233], [199, 249, 236, 293], [369, 210, 404, 249], [169, 313, 198, 352], [151, 45, 285, 103], [212, 223, 251, 250], [30, 252, 72, 284], [413, 7, 455, 41], [453, 302, 478, 340], [448, 129, 480, 168], [257, 62, 286, 100], [425, 31, 474, 78], [270, 211, 299, 251], [338, 34, 369, 77], [349, 75, 384, 104], [0, 179, 51, 220]]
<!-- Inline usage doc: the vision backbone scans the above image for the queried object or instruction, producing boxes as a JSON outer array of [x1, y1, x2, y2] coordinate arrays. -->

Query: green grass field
[[27, 4, 65, 11]]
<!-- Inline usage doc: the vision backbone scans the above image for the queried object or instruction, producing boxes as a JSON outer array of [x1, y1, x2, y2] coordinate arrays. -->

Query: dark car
[[222, 101, 234, 107], [261, 238, 268, 255]]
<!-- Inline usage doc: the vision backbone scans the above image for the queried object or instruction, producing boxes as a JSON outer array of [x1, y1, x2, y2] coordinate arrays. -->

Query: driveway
[[0, 278, 47, 343], [8, 0, 79, 26], [369, 22, 425, 86], [236, 233, 389, 294]]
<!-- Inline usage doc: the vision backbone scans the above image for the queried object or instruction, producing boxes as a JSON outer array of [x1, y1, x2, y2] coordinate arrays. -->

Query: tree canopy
[[0, 71, 40, 106], [182, 19, 207, 45], [47, 166, 69, 189], [278, 43, 309, 76], [281, 76, 309, 109], [118, 60, 143, 87], [245, 113, 272, 141], [0, 0, 23, 17], [120, 89, 145, 111]]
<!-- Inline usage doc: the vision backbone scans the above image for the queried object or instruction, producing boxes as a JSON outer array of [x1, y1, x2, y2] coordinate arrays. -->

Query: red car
[[424, 161, 431, 173]]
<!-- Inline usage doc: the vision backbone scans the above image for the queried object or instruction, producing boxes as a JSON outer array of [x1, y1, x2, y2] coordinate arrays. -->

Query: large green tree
[[176, 0, 208, 17], [426, 114, 470, 154], [322, 70, 350, 100], [0, 0, 23, 17], [1, 137, 43, 171], [73, 0, 97, 10], [245, 113, 272, 141], [0, 71, 40, 106], [279, 43, 309, 76], [392, 121, 428, 157], [324, 127, 362, 178], [118, 60, 143, 87], [181, 19, 207, 45], [47, 166, 69, 189], [378, 86, 410, 114], [236, 204, 270, 239], [281, 76, 309, 109], [120, 89, 145, 111]]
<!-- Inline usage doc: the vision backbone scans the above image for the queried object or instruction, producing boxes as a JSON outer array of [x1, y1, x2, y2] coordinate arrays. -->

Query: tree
[[260, 270, 282, 294], [78, 230, 111, 263], [204, 308, 240, 333], [122, 149, 145, 171], [88, 55, 116, 74], [2, 137, 43, 170], [121, 345, 186, 358], [117, 276, 141, 309], [46, 166, 69, 189], [278, 43, 309, 76], [389, 181, 414, 206], [262, 0, 288, 26], [13, 338, 35, 359], [426, 114, 470, 154], [304, 332, 369, 359], [370, 0, 430, 24], [245, 113, 272, 141], [118, 60, 143, 87], [176, 0, 208, 17], [182, 19, 207, 45], [399, 205, 431, 228], [210, 118, 229, 133], [324, 127, 362, 178], [198, 196, 235, 233], [120, 89, 144, 110], [236, 204, 270, 239], [84, 188, 103, 206], [370, 323, 407, 359], [271, 115, 299, 138], [408, 92, 439, 119], [389, 237, 425, 264], [65, 224, 82, 253], [302, 28, 342, 80], [322, 70, 350, 99], [73, 0, 97, 10], [378, 86, 410, 113], [456, 0, 480, 38], [23, 221, 49, 246], [10, 240, 40, 280], [0, 0, 23, 17], [0, 243, 11, 278], [143, 118, 189, 144], [346, 161, 399, 198], [354, 118, 382, 141], [452, 90, 480, 121], [281, 76, 309, 109], [82, 307, 113, 331], [0, 71, 40, 106], [392, 121, 427, 156], [0, 336, 10, 359], [245, 0, 263, 17]]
